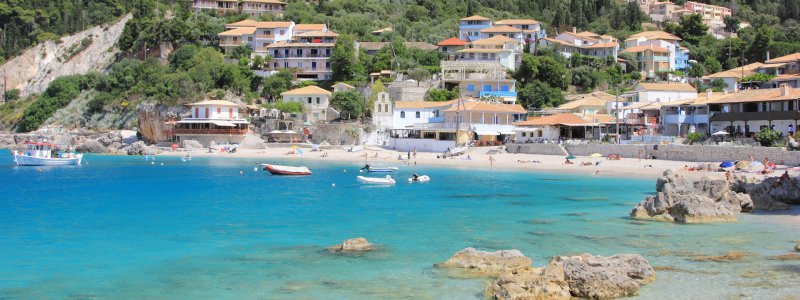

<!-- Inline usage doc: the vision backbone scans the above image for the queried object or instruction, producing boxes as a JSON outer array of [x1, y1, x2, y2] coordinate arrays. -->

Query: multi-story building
[[192, 0, 286, 16], [623, 31, 688, 77], [280, 85, 333, 123], [218, 27, 256, 52], [267, 30, 338, 80], [456, 35, 520, 71], [762, 53, 800, 88], [494, 19, 545, 42], [541, 29, 619, 59], [437, 37, 467, 58], [293, 23, 327, 35], [701, 62, 764, 92], [458, 15, 493, 42], [171, 100, 249, 147], [708, 85, 800, 137], [683, 1, 732, 29], [373, 92, 393, 129]]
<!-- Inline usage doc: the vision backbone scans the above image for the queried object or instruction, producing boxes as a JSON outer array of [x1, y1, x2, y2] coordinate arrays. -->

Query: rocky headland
[[630, 170, 799, 223]]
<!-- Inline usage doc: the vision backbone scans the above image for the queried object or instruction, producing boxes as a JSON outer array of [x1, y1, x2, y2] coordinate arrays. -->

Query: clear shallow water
[[0, 150, 799, 299]]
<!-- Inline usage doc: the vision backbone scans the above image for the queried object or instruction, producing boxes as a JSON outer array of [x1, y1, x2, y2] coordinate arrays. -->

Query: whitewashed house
[[280, 85, 332, 123], [172, 100, 249, 147]]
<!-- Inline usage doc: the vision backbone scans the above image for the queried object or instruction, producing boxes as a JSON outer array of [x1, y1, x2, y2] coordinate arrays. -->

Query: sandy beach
[[158, 145, 739, 180]]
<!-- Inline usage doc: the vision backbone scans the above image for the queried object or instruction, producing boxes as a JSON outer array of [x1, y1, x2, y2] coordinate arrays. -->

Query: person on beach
[[489, 156, 495, 167], [407, 151, 411, 160], [638, 148, 643, 161], [413, 147, 417, 158]]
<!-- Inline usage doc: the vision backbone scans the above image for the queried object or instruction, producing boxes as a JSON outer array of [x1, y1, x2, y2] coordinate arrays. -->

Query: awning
[[499, 130, 515, 135], [212, 121, 236, 127], [475, 131, 499, 136]]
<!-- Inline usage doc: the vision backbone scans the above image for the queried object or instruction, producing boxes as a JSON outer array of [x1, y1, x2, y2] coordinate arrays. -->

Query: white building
[[541, 30, 619, 59], [373, 92, 393, 129], [280, 85, 332, 123], [630, 82, 697, 103], [172, 100, 249, 147], [456, 35, 520, 71]]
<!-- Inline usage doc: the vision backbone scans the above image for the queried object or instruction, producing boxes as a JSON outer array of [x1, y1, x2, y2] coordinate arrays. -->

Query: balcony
[[172, 128, 248, 135], [480, 91, 517, 98], [664, 114, 709, 124], [256, 34, 275, 39], [459, 24, 491, 29], [220, 41, 244, 47], [272, 53, 330, 59], [710, 111, 800, 122]]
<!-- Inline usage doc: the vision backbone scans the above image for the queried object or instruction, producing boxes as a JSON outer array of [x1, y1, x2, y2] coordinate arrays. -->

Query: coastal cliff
[[631, 170, 799, 223]]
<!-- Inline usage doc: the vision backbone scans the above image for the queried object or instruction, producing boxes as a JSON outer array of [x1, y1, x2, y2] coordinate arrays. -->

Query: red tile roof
[[438, 37, 467, 47]]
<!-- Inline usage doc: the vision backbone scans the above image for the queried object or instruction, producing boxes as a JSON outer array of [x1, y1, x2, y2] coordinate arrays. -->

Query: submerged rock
[[326, 237, 375, 253], [687, 251, 752, 262], [486, 253, 655, 300], [630, 170, 753, 223], [437, 247, 532, 276]]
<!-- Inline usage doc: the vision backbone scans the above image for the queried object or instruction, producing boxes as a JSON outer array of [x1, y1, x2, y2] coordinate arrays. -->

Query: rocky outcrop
[[486, 253, 655, 300], [326, 237, 375, 253], [630, 170, 754, 223], [124, 141, 157, 156], [437, 248, 533, 276], [0, 14, 132, 98], [182, 140, 203, 150], [795, 243, 800, 252], [75, 139, 108, 153], [732, 175, 800, 210], [136, 103, 166, 145], [1, 130, 127, 153]]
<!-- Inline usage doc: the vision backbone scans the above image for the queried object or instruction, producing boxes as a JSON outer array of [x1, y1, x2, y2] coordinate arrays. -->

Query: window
[[501, 85, 509, 91], [204, 108, 209, 118], [415, 111, 420, 118], [467, 84, 474, 91], [194, 107, 199, 118], [384, 104, 388, 112], [316, 97, 320, 104], [377, 105, 381, 113], [484, 84, 491, 91], [400, 111, 406, 118], [217, 108, 221, 116], [308, 97, 312, 104]]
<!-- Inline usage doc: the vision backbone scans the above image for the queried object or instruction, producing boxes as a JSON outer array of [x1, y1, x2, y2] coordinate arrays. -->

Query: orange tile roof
[[584, 41, 618, 49], [281, 85, 332, 96], [460, 15, 491, 21], [471, 35, 517, 45], [702, 62, 763, 79], [621, 45, 669, 53], [395, 100, 457, 109], [227, 19, 261, 28], [495, 19, 539, 25], [256, 21, 293, 28], [242, 0, 285, 3], [706, 87, 800, 104], [480, 25, 522, 33], [218, 27, 256, 36], [456, 48, 506, 53], [558, 96, 610, 110], [294, 30, 339, 38], [444, 101, 526, 113], [626, 31, 681, 41], [438, 37, 467, 47], [514, 113, 593, 126], [765, 52, 800, 64], [294, 24, 326, 31]]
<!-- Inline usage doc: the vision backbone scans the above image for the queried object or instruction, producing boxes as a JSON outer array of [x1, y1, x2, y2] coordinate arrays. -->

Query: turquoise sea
[[0, 149, 799, 299]]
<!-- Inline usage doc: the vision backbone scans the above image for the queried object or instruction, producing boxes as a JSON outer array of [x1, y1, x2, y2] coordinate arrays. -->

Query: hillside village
[[1, 0, 800, 153]]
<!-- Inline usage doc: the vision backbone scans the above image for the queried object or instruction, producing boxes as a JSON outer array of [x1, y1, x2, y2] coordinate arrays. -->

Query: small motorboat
[[261, 164, 312, 175], [361, 164, 399, 173], [357, 175, 396, 185], [13, 142, 82, 166], [408, 174, 430, 183], [181, 154, 192, 162], [348, 145, 364, 152]]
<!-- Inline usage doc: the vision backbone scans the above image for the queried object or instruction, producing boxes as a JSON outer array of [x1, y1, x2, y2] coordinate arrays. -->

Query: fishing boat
[[448, 146, 468, 156], [408, 174, 430, 183], [13, 142, 83, 166], [357, 175, 396, 185], [262, 164, 312, 175]]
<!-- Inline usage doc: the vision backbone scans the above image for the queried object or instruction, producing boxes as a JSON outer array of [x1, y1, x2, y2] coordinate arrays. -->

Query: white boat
[[357, 175, 396, 185], [408, 174, 430, 183], [261, 164, 312, 175], [13, 142, 82, 166], [181, 154, 192, 162], [348, 145, 364, 152], [366, 166, 398, 173], [449, 146, 468, 156]]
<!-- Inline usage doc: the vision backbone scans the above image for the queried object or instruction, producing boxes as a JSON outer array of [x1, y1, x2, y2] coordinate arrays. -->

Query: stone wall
[[508, 143, 568, 156], [561, 143, 800, 165]]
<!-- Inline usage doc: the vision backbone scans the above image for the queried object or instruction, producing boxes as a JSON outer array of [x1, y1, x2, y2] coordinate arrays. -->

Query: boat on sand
[[357, 175, 396, 184], [262, 164, 312, 175], [13, 142, 83, 166]]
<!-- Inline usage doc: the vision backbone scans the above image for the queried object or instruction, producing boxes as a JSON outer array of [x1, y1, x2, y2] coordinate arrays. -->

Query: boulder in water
[[630, 170, 753, 223], [124, 141, 157, 156], [486, 253, 655, 300], [326, 237, 375, 253], [437, 247, 532, 276], [795, 243, 800, 252]]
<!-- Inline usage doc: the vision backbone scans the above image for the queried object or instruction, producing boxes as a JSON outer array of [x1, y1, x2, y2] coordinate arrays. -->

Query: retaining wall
[[508, 143, 568, 156], [562, 143, 800, 165]]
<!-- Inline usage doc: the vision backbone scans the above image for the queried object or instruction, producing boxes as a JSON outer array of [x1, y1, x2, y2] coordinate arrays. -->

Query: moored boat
[[13, 142, 83, 166], [361, 164, 399, 173], [357, 175, 396, 185], [262, 164, 312, 175], [408, 174, 430, 183]]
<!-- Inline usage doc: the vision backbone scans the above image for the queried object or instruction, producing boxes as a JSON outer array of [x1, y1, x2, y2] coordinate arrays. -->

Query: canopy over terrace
[[513, 113, 615, 141]]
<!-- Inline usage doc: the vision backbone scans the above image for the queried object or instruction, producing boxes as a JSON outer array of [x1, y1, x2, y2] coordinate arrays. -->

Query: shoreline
[[157, 146, 738, 180]]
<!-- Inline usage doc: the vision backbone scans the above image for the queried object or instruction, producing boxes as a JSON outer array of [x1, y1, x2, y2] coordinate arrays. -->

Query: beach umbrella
[[735, 160, 751, 170], [291, 145, 298, 149], [711, 131, 730, 136], [590, 153, 603, 157], [720, 161, 735, 168], [566, 155, 577, 160]]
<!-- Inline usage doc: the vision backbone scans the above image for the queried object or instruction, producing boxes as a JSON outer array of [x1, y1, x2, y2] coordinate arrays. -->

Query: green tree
[[262, 69, 293, 102], [515, 54, 569, 91], [331, 34, 364, 81], [3, 89, 20, 102], [724, 16, 740, 33], [425, 88, 458, 101], [703, 57, 722, 74], [517, 80, 565, 110], [331, 90, 366, 119], [227, 45, 252, 60], [754, 128, 781, 147], [407, 68, 431, 85], [571, 66, 602, 92], [747, 26, 774, 62], [272, 101, 304, 113], [688, 63, 706, 78], [677, 14, 710, 45]]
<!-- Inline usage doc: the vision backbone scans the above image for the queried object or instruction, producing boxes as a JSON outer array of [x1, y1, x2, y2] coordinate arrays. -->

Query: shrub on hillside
[[17, 75, 89, 132]]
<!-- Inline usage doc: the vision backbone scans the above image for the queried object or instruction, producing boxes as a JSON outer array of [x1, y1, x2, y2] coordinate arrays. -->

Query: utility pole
[[615, 84, 621, 144]]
